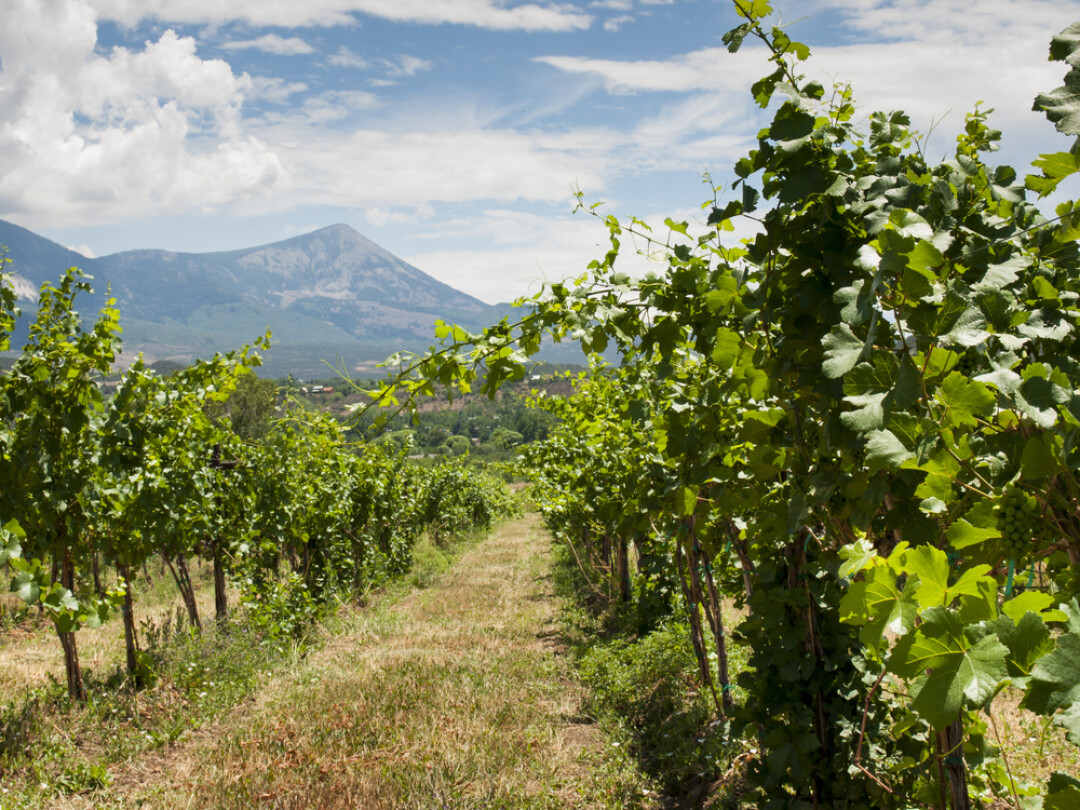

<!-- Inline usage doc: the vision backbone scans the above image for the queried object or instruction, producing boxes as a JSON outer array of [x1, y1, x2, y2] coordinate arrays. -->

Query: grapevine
[[351, 6, 1080, 807], [0, 265, 518, 699]]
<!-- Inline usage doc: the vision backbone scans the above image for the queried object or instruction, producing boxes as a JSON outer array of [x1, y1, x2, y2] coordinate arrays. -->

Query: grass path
[[73, 514, 656, 809]]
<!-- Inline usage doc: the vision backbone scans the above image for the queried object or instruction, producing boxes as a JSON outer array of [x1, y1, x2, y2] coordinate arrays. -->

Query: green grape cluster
[[825, 485, 848, 520], [1052, 563, 1080, 598], [997, 487, 1040, 562], [953, 351, 982, 377]]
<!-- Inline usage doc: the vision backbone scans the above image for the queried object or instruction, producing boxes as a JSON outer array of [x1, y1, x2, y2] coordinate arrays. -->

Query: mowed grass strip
[[92, 514, 656, 809]]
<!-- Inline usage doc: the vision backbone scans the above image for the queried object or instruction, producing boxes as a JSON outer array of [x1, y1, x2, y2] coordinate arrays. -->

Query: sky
[[2, 0, 1080, 305]]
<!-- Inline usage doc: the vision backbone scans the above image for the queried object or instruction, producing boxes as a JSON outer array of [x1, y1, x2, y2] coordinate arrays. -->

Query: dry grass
[[50, 515, 658, 810], [0, 559, 223, 697], [988, 687, 1080, 790]]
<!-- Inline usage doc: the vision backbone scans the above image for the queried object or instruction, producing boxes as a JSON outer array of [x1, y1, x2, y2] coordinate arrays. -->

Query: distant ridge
[[0, 219, 529, 377]]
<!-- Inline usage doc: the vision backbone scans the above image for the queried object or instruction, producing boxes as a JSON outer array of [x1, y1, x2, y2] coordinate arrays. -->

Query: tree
[[205, 371, 278, 441]]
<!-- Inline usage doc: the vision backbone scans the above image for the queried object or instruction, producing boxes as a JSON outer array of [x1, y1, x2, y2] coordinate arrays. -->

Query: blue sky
[[2, 0, 1080, 304]]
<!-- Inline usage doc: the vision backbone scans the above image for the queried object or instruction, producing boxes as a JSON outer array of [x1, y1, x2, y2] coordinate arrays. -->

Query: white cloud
[[89, 0, 593, 31], [296, 90, 380, 123], [803, 42, 1061, 150], [536, 47, 770, 94], [380, 54, 432, 79], [0, 0, 749, 236], [603, 14, 635, 32], [67, 244, 97, 258], [270, 127, 614, 208], [590, 0, 632, 9], [400, 204, 739, 304], [14, 0, 1074, 288], [10, 274, 40, 302], [794, 0, 1080, 162], [0, 0, 286, 226], [220, 34, 315, 55], [535, 0, 1080, 163], [363, 203, 435, 227], [248, 76, 309, 103], [627, 94, 758, 170], [402, 210, 612, 302], [806, 0, 1075, 45], [328, 46, 368, 69]]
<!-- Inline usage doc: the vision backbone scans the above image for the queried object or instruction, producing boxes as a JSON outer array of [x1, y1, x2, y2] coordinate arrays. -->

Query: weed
[[408, 535, 450, 589]]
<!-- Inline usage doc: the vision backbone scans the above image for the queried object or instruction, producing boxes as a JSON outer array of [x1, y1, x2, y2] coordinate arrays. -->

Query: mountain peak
[[264, 222, 379, 255], [0, 216, 513, 377], [301, 222, 360, 240]]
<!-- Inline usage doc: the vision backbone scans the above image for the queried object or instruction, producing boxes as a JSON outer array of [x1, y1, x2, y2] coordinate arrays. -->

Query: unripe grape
[[996, 485, 1042, 564]]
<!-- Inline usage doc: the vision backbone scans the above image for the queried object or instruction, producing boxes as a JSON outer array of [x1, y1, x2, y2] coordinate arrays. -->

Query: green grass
[[0, 620, 300, 809], [125, 514, 655, 809], [0, 516, 659, 809], [548, 541, 753, 808]]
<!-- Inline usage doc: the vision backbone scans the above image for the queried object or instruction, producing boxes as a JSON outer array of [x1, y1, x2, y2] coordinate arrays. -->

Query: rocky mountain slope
[[0, 219, 517, 377]]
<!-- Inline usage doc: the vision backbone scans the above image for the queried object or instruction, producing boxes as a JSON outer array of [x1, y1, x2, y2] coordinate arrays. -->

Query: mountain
[[0, 220, 526, 378]]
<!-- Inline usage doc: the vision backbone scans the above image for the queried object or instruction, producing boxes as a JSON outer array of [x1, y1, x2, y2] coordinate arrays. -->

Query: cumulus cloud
[[0, 0, 286, 226], [89, 0, 593, 31], [220, 34, 315, 55]]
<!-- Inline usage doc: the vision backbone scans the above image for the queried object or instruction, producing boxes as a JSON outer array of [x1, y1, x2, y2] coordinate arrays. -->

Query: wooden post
[[939, 718, 970, 810]]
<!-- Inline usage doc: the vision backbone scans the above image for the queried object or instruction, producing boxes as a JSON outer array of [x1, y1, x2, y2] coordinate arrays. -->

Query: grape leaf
[[938, 374, 996, 429], [822, 323, 865, 378], [1034, 23, 1080, 135], [840, 565, 919, 657], [890, 607, 1008, 730], [1027, 151, 1080, 197], [1002, 591, 1068, 624], [1046, 771, 1080, 810], [1022, 600, 1080, 731], [838, 538, 876, 579], [865, 428, 913, 473], [993, 612, 1054, 678], [945, 518, 999, 551]]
